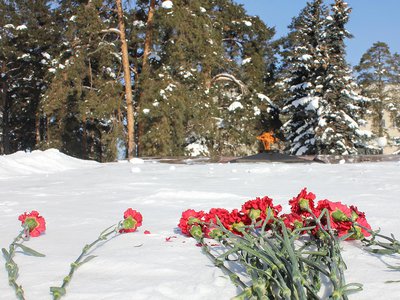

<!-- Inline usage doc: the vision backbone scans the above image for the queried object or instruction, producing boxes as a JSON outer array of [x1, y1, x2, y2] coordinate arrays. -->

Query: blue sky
[[235, 0, 400, 66]]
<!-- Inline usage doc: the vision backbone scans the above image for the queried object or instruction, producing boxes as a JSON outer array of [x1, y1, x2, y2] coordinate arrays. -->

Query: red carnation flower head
[[348, 206, 371, 239], [289, 188, 316, 215], [205, 208, 230, 228], [280, 213, 304, 233], [18, 210, 46, 237], [120, 208, 143, 233], [316, 200, 352, 222], [349, 205, 366, 221], [349, 216, 371, 239], [178, 209, 205, 236], [227, 209, 251, 235], [241, 196, 282, 223], [315, 200, 354, 237], [203, 208, 230, 238]]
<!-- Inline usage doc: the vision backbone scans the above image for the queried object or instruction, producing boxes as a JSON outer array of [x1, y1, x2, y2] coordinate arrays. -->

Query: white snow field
[[1, 150, 400, 300]]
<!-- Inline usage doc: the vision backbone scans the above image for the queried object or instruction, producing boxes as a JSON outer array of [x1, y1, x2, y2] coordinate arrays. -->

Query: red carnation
[[205, 208, 230, 228], [178, 209, 205, 236], [18, 210, 46, 237], [226, 209, 251, 235], [351, 216, 371, 238], [289, 188, 316, 216], [120, 208, 143, 233], [203, 208, 231, 238], [315, 200, 353, 237], [280, 213, 304, 232], [349, 206, 371, 238], [241, 196, 282, 223]]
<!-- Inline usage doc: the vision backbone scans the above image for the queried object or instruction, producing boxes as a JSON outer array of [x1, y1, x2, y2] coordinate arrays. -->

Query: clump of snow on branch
[[161, 1, 173, 9]]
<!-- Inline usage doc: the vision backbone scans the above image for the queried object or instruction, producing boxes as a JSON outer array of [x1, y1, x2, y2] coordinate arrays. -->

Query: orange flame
[[257, 131, 276, 151]]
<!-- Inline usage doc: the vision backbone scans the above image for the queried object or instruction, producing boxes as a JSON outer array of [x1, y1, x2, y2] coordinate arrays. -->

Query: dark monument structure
[[233, 131, 310, 163]]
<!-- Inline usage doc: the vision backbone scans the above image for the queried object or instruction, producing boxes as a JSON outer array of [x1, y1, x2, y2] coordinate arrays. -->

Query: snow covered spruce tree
[[0, 0, 58, 154], [319, 0, 371, 155], [388, 53, 400, 127], [282, 0, 371, 155], [355, 42, 394, 137], [136, 0, 278, 157], [281, 0, 329, 155], [43, 0, 125, 161]]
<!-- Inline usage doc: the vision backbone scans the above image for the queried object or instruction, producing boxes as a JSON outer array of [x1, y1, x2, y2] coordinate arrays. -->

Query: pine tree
[[318, 0, 371, 155], [0, 0, 58, 154], [281, 0, 329, 155], [43, 0, 124, 161], [388, 52, 400, 128], [282, 0, 371, 155], [355, 42, 393, 137], [136, 0, 278, 156]]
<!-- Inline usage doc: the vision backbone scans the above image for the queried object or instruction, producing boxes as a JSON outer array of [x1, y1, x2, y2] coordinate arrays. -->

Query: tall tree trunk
[[46, 116, 50, 143], [82, 115, 87, 159], [1, 62, 10, 154], [142, 0, 156, 72], [116, 0, 135, 159], [35, 109, 41, 146], [137, 0, 156, 156]]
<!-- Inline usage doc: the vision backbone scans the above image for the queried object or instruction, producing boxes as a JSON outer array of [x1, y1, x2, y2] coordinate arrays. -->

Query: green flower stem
[[51, 224, 118, 300], [357, 223, 400, 255], [310, 209, 354, 300], [199, 240, 248, 290], [2, 229, 28, 300], [225, 228, 294, 299], [278, 220, 307, 300]]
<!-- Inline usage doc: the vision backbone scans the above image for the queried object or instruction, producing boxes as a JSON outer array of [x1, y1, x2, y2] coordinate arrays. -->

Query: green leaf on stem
[[50, 286, 66, 296], [2, 248, 10, 259], [385, 280, 400, 284], [77, 255, 97, 267], [387, 265, 400, 270], [14, 243, 45, 257]]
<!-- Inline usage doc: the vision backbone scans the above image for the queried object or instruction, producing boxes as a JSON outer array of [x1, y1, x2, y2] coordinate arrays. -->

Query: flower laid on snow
[[178, 189, 373, 242], [18, 210, 46, 237], [226, 209, 251, 235], [2, 211, 46, 300], [51, 209, 143, 299], [280, 213, 304, 232], [204, 208, 231, 238], [178, 209, 205, 237], [289, 187, 316, 216], [241, 196, 282, 223], [120, 208, 143, 233], [177, 190, 393, 300], [315, 199, 357, 238]]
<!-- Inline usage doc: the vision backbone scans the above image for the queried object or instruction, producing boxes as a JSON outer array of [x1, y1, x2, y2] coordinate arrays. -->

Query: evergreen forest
[[1, 0, 399, 161]]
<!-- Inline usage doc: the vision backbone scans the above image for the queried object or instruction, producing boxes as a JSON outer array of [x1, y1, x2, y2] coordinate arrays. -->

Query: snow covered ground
[[1, 150, 400, 300]]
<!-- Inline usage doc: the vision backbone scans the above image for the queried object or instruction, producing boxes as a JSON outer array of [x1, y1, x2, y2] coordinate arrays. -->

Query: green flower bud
[[331, 209, 349, 222], [232, 222, 245, 233], [25, 217, 38, 231], [189, 225, 203, 240], [188, 217, 201, 225], [209, 228, 224, 240], [349, 226, 364, 240], [294, 220, 303, 229], [123, 216, 137, 230], [248, 209, 261, 220], [299, 198, 310, 211], [351, 210, 359, 222]]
